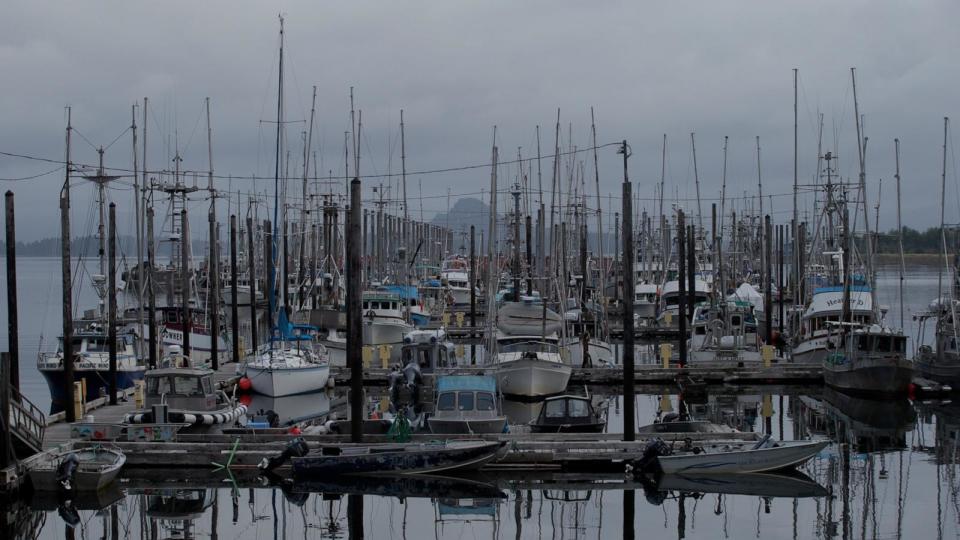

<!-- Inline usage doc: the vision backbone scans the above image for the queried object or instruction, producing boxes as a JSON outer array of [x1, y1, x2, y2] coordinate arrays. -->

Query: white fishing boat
[[643, 437, 828, 475], [440, 256, 476, 306], [124, 363, 247, 428], [688, 301, 763, 364], [657, 278, 710, 327], [361, 291, 414, 352], [793, 284, 875, 364], [634, 281, 659, 320], [494, 336, 571, 398]]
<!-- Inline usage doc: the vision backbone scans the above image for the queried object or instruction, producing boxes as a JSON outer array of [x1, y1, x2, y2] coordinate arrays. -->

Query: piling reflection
[[10, 391, 960, 538]]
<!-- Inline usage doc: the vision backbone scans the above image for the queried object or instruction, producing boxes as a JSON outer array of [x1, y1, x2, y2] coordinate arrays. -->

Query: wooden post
[[282, 221, 289, 308], [230, 215, 240, 364], [347, 177, 363, 443], [108, 203, 117, 404], [147, 207, 157, 369], [209, 211, 219, 370], [764, 215, 773, 344], [61, 109, 76, 421], [264, 220, 273, 335], [677, 211, 687, 368], [247, 217, 258, 353], [4, 192, 19, 391], [181, 209, 192, 357], [778, 224, 785, 338], [620, 140, 635, 443], [470, 225, 477, 360], [0, 352, 10, 468], [687, 225, 696, 322], [525, 215, 533, 295]]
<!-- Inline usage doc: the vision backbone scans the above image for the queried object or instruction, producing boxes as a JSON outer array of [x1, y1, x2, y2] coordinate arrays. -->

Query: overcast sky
[[1, 0, 958, 242]]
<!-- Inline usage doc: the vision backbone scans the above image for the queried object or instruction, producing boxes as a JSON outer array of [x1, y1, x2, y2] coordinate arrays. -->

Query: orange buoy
[[238, 377, 252, 391], [289, 426, 302, 435], [238, 393, 252, 406]]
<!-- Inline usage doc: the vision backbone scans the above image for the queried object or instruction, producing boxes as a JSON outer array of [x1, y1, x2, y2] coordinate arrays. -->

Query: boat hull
[[124, 403, 247, 426], [562, 338, 615, 367], [529, 421, 604, 434], [292, 441, 504, 477], [428, 417, 507, 434], [657, 440, 828, 474], [824, 358, 913, 396], [245, 364, 330, 397], [496, 359, 572, 398], [914, 352, 960, 387], [29, 449, 126, 492], [39, 365, 146, 414]]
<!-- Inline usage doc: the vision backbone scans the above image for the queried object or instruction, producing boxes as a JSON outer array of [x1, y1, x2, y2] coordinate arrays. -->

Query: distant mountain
[[431, 197, 492, 239]]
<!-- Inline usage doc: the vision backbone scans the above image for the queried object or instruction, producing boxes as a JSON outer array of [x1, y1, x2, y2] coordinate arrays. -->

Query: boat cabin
[[531, 395, 605, 433], [433, 376, 499, 419], [143, 367, 219, 411], [362, 291, 405, 320], [402, 330, 455, 370]]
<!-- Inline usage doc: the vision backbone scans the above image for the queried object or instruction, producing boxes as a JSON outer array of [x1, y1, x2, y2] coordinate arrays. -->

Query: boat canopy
[[379, 284, 419, 300], [436, 375, 497, 393]]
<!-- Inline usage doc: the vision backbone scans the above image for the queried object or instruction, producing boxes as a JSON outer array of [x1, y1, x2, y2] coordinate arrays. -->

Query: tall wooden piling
[[4, 192, 18, 391], [525, 216, 533, 295], [108, 203, 117, 404], [347, 178, 363, 443], [778, 224, 784, 338], [246, 217, 258, 353], [470, 225, 477, 361], [620, 140, 635, 443], [764, 215, 773, 344], [0, 352, 9, 469], [687, 225, 696, 322], [147, 207, 157, 369], [181, 209, 192, 357], [263, 220, 273, 332], [230, 216, 240, 364], [60, 109, 76, 421], [209, 212, 219, 370], [677, 211, 687, 368]]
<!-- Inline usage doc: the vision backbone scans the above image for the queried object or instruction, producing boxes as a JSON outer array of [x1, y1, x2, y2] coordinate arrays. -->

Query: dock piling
[[620, 140, 635, 442], [230, 215, 240, 364], [347, 177, 363, 443]]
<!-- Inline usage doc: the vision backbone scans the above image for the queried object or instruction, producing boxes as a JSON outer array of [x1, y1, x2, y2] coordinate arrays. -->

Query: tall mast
[[486, 129, 498, 351], [270, 16, 284, 324], [720, 135, 728, 232], [400, 109, 408, 224], [894, 138, 904, 329], [851, 67, 875, 308], [590, 108, 606, 329], [939, 117, 949, 306], [659, 134, 666, 221], [549, 109, 560, 287], [691, 132, 703, 233], [793, 69, 799, 299]]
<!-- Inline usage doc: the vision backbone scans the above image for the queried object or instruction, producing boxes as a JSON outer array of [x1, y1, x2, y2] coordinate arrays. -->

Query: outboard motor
[[633, 438, 672, 475], [258, 437, 310, 471], [57, 499, 81, 527], [56, 453, 80, 491]]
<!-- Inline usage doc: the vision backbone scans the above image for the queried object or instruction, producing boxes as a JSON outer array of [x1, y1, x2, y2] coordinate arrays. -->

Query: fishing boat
[[266, 439, 504, 476], [915, 296, 960, 387], [822, 323, 912, 396], [29, 446, 125, 492], [123, 363, 246, 428], [428, 375, 507, 434], [657, 278, 710, 328], [634, 281, 659, 320], [494, 335, 572, 398], [793, 284, 875, 364], [440, 256, 475, 306], [37, 325, 146, 413], [361, 290, 414, 353], [379, 284, 431, 327], [688, 301, 762, 364], [636, 436, 827, 475], [243, 311, 330, 397], [529, 394, 605, 433]]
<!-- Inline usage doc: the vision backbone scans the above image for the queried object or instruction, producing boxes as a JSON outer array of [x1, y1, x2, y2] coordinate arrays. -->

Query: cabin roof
[[436, 375, 496, 393]]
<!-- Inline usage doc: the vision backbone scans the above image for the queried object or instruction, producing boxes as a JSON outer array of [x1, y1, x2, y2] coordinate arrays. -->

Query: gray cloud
[[1, 0, 958, 241]]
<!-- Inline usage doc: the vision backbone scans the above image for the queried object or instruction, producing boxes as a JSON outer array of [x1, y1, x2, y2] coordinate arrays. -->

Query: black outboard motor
[[56, 453, 80, 491], [258, 437, 310, 471], [57, 499, 81, 527], [633, 438, 672, 475]]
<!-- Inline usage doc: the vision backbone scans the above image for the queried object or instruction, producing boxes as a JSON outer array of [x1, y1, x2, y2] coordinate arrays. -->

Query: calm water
[[1, 259, 958, 539]]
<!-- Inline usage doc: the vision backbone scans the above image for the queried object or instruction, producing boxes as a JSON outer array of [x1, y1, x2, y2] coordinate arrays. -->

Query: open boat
[[646, 436, 827, 474], [29, 446, 125, 492], [285, 440, 504, 477]]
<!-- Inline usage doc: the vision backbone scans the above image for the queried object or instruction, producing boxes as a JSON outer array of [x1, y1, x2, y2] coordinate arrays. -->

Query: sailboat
[[241, 18, 330, 398]]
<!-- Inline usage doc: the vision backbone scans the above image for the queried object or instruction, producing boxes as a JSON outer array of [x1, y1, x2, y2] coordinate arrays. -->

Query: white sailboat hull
[[245, 363, 330, 397]]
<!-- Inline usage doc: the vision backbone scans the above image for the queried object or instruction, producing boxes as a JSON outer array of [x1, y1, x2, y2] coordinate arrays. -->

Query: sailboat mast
[[590, 108, 606, 330], [939, 118, 948, 305], [269, 16, 285, 324], [691, 132, 703, 232], [894, 138, 904, 328]]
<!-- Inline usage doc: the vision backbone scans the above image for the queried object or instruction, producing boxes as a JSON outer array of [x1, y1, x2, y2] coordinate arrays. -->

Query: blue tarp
[[379, 285, 419, 300], [436, 375, 497, 393], [813, 285, 872, 294]]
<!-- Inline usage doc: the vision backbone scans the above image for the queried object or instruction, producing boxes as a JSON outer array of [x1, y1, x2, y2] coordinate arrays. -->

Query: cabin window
[[731, 315, 741, 327], [362, 302, 369, 309], [173, 376, 202, 395], [895, 337, 907, 353], [476, 392, 495, 411], [695, 326, 706, 335], [568, 400, 590, 418], [437, 392, 456, 411], [951, 338, 957, 351], [438, 348, 448, 367], [147, 376, 172, 395], [458, 392, 475, 411], [545, 399, 567, 418], [166, 311, 179, 323], [857, 336, 870, 352], [201, 377, 213, 395], [876, 336, 892, 353]]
